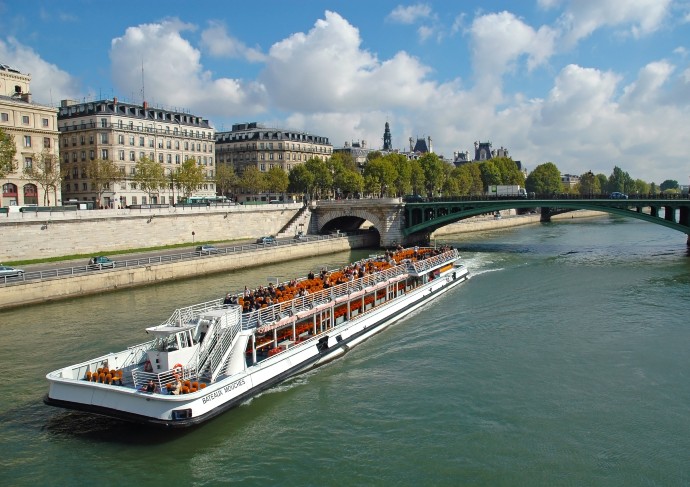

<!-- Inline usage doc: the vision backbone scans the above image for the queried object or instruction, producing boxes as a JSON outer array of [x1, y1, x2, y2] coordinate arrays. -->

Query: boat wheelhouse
[[45, 247, 469, 427]]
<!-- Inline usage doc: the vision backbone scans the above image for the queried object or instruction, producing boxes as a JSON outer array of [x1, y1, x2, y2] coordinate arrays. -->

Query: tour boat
[[44, 246, 470, 428]]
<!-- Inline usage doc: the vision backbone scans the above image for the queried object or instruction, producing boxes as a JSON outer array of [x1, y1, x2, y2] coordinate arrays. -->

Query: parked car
[[609, 192, 628, 199], [196, 245, 218, 254], [0, 265, 24, 278], [88, 256, 115, 269], [256, 236, 276, 244]]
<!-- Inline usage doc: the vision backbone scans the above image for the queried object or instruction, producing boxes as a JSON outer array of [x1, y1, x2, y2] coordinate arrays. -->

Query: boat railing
[[407, 249, 458, 275], [241, 263, 410, 329], [162, 299, 237, 327]]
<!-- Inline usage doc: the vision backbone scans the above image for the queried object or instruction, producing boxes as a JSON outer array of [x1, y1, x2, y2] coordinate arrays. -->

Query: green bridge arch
[[404, 198, 690, 242]]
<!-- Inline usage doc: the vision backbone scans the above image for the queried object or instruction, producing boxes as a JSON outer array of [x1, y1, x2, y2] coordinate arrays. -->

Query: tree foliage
[[22, 150, 63, 205], [304, 158, 332, 199], [86, 158, 123, 207], [659, 179, 679, 191], [577, 171, 600, 196], [525, 162, 561, 195], [0, 127, 16, 179], [177, 158, 205, 198], [133, 156, 166, 200], [215, 163, 237, 197], [419, 153, 445, 197], [265, 166, 289, 194], [362, 156, 397, 196], [288, 164, 314, 196], [238, 166, 266, 194]]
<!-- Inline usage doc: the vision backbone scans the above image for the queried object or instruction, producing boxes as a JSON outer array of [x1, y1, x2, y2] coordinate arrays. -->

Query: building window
[[23, 135, 31, 147], [260, 163, 265, 171], [149, 139, 154, 148], [82, 182, 88, 191], [129, 151, 135, 161], [44, 137, 51, 149], [101, 149, 108, 159], [89, 135, 94, 144], [118, 134, 125, 144], [89, 150, 95, 160], [1, 113, 8, 122], [24, 157, 32, 169], [158, 154, 163, 163], [130, 167, 136, 175], [175, 154, 180, 164], [131, 196, 137, 205], [72, 167, 78, 178], [100, 133, 108, 143], [175, 141, 179, 150], [22, 115, 29, 124], [129, 136, 135, 145], [42, 118, 49, 128], [139, 136, 145, 146], [119, 150, 125, 161], [81, 151, 86, 161]]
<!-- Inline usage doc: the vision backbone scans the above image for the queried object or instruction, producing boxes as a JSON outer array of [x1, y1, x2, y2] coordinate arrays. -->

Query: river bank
[[431, 209, 606, 237]]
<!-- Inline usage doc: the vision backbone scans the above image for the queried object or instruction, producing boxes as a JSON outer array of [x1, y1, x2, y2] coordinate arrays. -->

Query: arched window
[[2, 183, 18, 206], [23, 184, 38, 205]]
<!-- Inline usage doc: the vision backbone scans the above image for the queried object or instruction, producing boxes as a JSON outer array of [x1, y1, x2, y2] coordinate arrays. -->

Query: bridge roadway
[[313, 195, 690, 246]]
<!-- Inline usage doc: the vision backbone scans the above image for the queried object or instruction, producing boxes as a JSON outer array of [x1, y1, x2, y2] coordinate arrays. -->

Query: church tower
[[383, 122, 392, 151]]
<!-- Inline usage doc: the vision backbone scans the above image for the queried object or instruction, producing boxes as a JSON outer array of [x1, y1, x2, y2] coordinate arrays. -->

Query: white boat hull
[[45, 259, 469, 428]]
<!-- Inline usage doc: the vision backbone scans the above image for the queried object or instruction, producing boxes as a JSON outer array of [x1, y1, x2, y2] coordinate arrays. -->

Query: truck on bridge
[[487, 185, 528, 198]]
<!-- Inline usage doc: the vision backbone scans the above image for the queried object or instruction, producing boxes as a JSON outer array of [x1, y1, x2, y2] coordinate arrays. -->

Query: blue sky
[[2, 0, 689, 184]]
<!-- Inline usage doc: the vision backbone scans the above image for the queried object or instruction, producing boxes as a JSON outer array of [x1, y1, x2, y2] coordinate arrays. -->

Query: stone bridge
[[313, 196, 690, 247]]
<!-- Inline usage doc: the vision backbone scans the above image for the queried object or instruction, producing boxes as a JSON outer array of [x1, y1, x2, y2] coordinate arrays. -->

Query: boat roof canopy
[[145, 323, 196, 338]]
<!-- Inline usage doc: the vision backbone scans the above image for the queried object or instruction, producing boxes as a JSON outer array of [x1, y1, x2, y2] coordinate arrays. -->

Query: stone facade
[[58, 98, 215, 208], [0, 64, 60, 207]]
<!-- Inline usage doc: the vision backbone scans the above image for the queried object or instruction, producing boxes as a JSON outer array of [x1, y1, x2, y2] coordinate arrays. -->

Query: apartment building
[[215, 122, 332, 174], [58, 98, 215, 207], [0, 64, 60, 207]]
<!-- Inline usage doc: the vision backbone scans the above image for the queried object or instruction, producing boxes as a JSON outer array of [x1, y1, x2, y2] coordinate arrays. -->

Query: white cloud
[[558, 0, 672, 45], [109, 19, 267, 119], [620, 60, 674, 108], [260, 11, 439, 113], [417, 25, 434, 42], [0, 37, 80, 105], [469, 11, 557, 82], [200, 21, 265, 62], [387, 4, 433, 24]]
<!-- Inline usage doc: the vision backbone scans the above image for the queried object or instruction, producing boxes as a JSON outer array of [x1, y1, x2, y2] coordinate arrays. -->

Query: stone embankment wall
[[0, 204, 302, 262], [0, 234, 377, 310], [431, 210, 606, 238]]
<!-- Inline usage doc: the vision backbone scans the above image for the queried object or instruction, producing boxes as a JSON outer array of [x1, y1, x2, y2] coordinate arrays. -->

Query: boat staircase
[[196, 316, 243, 383]]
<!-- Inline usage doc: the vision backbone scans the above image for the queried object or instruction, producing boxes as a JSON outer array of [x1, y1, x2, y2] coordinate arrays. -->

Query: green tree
[[409, 160, 425, 196], [479, 160, 501, 189], [606, 166, 633, 194], [650, 182, 658, 195], [0, 127, 16, 178], [288, 164, 314, 197], [177, 158, 205, 199], [491, 157, 525, 185], [525, 162, 562, 195], [363, 157, 396, 196], [22, 149, 63, 205], [304, 158, 332, 199], [265, 166, 289, 194], [596, 173, 608, 194], [388, 153, 412, 196], [442, 166, 462, 196], [335, 168, 364, 197], [660, 179, 679, 191], [238, 165, 266, 195], [133, 156, 166, 202], [577, 171, 600, 197], [86, 158, 123, 208], [215, 163, 237, 198], [419, 153, 445, 197], [632, 179, 650, 196]]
